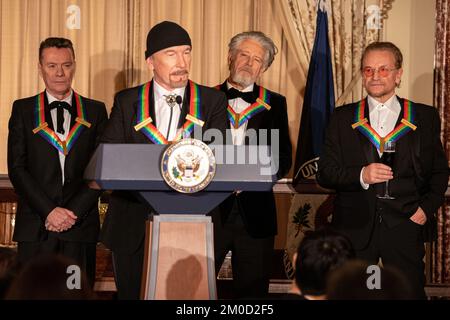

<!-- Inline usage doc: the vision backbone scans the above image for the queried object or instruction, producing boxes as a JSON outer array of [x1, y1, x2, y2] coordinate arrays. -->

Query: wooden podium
[[85, 143, 276, 300]]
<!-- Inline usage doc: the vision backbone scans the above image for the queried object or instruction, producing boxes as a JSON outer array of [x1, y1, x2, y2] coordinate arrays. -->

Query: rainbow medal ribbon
[[134, 80, 202, 144], [351, 98, 417, 153], [227, 86, 271, 129], [32, 92, 91, 156], [174, 80, 203, 141]]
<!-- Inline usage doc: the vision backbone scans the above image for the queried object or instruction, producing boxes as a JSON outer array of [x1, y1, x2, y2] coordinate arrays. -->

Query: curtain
[[432, 0, 450, 284], [0, 0, 302, 174], [275, 0, 389, 106], [0, 0, 128, 173]]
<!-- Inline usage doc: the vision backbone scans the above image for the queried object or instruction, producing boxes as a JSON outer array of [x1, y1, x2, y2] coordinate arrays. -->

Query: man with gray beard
[[213, 31, 292, 299]]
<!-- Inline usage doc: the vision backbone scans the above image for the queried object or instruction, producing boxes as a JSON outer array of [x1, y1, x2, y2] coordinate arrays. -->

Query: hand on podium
[[87, 180, 101, 190]]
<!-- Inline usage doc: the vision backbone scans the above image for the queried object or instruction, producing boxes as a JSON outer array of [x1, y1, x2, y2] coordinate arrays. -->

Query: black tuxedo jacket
[[100, 80, 228, 254], [217, 82, 292, 238], [317, 97, 449, 250], [8, 91, 108, 243]]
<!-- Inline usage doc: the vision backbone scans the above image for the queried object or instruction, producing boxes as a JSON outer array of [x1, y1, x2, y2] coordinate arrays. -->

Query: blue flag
[[292, 5, 335, 188]]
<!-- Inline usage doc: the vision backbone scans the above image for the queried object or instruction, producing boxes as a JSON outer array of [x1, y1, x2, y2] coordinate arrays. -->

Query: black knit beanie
[[145, 21, 192, 59]]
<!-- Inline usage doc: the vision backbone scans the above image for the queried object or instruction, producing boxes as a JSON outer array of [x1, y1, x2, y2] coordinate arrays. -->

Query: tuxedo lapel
[[177, 81, 190, 128], [148, 81, 156, 126], [355, 98, 378, 164], [133, 81, 156, 126], [399, 98, 423, 184], [131, 99, 140, 129], [133, 81, 157, 144], [69, 94, 77, 128], [391, 97, 408, 174], [359, 133, 378, 164], [33, 93, 62, 174], [43, 92, 55, 132], [245, 84, 265, 131], [64, 92, 96, 155], [64, 95, 91, 166], [218, 81, 234, 141], [39, 93, 64, 160]]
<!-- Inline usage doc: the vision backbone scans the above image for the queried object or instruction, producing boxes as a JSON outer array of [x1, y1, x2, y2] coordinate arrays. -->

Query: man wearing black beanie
[[99, 21, 227, 300]]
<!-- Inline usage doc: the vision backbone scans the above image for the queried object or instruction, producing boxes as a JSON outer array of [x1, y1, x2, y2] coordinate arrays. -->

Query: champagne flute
[[377, 140, 396, 200]]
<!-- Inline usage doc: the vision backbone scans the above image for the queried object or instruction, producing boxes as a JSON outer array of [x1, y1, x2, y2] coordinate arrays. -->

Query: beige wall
[[383, 0, 435, 105]]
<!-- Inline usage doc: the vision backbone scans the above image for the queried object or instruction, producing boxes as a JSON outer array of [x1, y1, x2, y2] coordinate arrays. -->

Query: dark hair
[[295, 227, 355, 296], [361, 41, 403, 70], [228, 31, 278, 69], [327, 260, 413, 300], [5, 254, 95, 300], [39, 37, 75, 63]]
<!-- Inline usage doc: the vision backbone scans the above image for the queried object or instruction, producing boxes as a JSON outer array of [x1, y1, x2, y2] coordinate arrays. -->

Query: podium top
[[84, 143, 277, 192]]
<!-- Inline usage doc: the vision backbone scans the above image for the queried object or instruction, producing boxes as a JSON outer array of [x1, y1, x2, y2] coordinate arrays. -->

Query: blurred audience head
[[5, 253, 95, 300], [327, 260, 413, 300], [294, 227, 355, 299]]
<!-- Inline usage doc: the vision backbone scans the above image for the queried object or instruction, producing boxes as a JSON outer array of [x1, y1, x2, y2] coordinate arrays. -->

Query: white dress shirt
[[226, 82, 254, 145], [153, 80, 185, 141], [47, 90, 72, 185], [360, 94, 401, 189]]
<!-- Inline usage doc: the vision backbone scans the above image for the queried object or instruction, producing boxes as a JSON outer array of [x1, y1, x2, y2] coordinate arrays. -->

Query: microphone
[[166, 95, 183, 140], [176, 95, 182, 106]]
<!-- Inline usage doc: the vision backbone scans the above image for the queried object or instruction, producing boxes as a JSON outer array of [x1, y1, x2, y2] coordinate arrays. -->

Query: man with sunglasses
[[317, 42, 448, 299]]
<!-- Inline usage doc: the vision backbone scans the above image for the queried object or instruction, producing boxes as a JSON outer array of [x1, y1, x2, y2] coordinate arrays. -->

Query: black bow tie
[[49, 101, 71, 135], [226, 88, 255, 104]]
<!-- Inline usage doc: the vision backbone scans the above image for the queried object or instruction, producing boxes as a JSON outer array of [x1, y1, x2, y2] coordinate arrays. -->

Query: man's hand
[[410, 207, 427, 225], [88, 180, 101, 190], [45, 207, 77, 232], [362, 163, 393, 185]]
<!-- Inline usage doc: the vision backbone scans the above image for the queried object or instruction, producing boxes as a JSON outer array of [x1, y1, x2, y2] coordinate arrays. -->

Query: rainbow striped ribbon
[[135, 80, 202, 144], [174, 80, 202, 141], [32, 91, 91, 155], [352, 98, 417, 153], [226, 86, 271, 129]]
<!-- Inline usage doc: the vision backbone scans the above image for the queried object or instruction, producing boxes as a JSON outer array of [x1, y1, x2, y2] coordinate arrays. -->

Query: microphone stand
[[165, 95, 183, 140]]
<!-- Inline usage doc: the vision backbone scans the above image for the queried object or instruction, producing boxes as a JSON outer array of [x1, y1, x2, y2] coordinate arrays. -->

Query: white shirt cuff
[[360, 167, 369, 190]]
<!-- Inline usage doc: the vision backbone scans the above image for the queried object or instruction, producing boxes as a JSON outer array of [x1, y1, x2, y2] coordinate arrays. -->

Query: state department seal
[[161, 138, 216, 193]]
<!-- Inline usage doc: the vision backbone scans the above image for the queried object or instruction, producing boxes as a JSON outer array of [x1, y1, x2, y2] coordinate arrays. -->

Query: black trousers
[[17, 236, 96, 288], [357, 216, 426, 299], [213, 201, 274, 299], [111, 243, 144, 300]]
